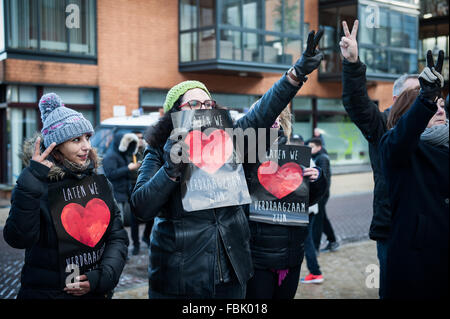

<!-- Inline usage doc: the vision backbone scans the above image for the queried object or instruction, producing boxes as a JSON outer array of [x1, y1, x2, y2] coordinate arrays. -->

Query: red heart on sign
[[61, 198, 111, 247], [257, 161, 303, 199], [184, 129, 233, 174]]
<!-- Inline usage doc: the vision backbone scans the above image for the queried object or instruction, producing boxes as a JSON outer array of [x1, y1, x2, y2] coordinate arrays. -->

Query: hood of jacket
[[21, 133, 101, 181], [118, 133, 139, 155]]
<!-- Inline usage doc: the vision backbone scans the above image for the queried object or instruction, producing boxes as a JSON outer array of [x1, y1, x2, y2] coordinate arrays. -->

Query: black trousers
[[245, 264, 302, 299], [312, 194, 336, 250]]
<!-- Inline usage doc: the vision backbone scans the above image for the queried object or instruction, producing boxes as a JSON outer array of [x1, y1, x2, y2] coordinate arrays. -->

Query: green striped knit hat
[[163, 80, 211, 113]]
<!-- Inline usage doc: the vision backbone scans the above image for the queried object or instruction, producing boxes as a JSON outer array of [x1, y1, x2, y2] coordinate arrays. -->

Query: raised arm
[[130, 142, 182, 221], [340, 20, 387, 145], [236, 30, 324, 131], [380, 50, 445, 167], [3, 138, 55, 248]]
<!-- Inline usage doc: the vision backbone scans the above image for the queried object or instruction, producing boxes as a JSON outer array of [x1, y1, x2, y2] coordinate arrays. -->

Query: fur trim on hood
[[21, 133, 101, 181], [118, 133, 139, 154]]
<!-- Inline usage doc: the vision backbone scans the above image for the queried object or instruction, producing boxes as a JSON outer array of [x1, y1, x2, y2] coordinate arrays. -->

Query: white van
[[91, 110, 245, 157]]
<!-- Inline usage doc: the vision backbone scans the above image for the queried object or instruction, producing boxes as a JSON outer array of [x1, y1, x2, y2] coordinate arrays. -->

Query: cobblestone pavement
[[0, 172, 376, 299]]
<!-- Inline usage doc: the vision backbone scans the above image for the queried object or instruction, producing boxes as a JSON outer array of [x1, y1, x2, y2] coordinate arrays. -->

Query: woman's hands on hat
[[32, 137, 56, 169]]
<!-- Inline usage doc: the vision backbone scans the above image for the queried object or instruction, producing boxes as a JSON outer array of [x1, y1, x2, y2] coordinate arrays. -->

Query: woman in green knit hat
[[131, 30, 324, 299]]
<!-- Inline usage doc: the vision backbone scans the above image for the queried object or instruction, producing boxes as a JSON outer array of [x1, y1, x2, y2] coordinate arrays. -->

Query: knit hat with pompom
[[39, 93, 94, 147]]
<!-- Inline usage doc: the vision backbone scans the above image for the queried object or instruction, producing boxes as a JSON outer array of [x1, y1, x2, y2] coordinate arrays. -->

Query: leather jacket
[[131, 74, 303, 296]]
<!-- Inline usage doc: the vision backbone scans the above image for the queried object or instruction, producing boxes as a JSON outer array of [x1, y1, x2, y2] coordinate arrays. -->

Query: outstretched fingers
[[426, 50, 434, 69], [435, 50, 444, 73], [40, 142, 56, 161], [33, 137, 41, 159], [313, 29, 324, 47], [351, 20, 359, 39], [306, 31, 315, 53], [342, 21, 351, 37]]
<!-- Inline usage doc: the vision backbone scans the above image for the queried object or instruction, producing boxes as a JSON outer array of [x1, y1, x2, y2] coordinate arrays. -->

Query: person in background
[[306, 128, 326, 147], [300, 173, 324, 285], [339, 19, 420, 299], [103, 132, 141, 255], [307, 138, 338, 254], [245, 105, 327, 299], [379, 50, 448, 299], [130, 131, 153, 248]]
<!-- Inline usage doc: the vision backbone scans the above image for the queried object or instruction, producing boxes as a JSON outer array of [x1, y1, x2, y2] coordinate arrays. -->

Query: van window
[[91, 127, 115, 155]]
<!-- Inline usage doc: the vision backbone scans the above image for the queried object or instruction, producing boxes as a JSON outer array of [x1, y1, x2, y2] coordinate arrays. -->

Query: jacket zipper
[[213, 209, 224, 283]]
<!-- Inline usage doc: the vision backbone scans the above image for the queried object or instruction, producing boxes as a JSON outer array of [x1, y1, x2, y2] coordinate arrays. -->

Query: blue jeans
[[376, 239, 388, 299], [305, 214, 321, 275], [148, 279, 246, 299]]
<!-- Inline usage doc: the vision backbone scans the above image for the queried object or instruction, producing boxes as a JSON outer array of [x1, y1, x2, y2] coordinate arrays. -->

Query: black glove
[[293, 30, 324, 82], [163, 133, 189, 180], [419, 50, 444, 103]]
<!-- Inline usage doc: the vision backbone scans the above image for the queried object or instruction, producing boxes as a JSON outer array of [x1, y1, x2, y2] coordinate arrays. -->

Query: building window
[[292, 96, 370, 166], [319, 0, 420, 81], [212, 92, 259, 111], [179, 0, 305, 74], [43, 86, 97, 124], [140, 89, 167, 113], [4, 0, 96, 60], [420, 0, 448, 18]]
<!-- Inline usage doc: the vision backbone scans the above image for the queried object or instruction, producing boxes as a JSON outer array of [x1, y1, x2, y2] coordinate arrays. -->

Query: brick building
[[1, 0, 442, 187]]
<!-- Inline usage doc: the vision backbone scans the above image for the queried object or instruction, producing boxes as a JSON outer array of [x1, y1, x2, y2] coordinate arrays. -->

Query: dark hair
[[144, 96, 183, 148], [308, 137, 323, 147], [387, 86, 420, 129]]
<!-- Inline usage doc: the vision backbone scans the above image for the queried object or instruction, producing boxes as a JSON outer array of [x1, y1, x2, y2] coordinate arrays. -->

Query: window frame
[[318, 0, 420, 81], [178, 0, 306, 74], [2, 0, 98, 64]]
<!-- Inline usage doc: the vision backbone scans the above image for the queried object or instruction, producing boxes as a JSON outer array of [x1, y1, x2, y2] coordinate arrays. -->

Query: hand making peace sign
[[339, 20, 359, 63], [32, 137, 56, 169]]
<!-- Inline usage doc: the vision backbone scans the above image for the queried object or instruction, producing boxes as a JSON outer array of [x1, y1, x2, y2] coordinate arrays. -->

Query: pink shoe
[[301, 273, 324, 284]]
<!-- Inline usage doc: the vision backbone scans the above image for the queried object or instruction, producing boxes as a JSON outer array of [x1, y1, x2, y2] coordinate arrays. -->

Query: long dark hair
[[145, 96, 183, 148], [387, 86, 420, 129]]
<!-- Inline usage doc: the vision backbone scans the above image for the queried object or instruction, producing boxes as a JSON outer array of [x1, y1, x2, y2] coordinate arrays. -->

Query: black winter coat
[[311, 148, 331, 198], [131, 74, 303, 296], [246, 135, 328, 270], [3, 139, 129, 299], [380, 95, 449, 299], [342, 58, 392, 241], [103, 133, 132, 203]]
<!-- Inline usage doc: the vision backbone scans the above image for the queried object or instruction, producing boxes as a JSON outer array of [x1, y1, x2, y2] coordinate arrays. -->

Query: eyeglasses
[[179, 99, 216, 110]]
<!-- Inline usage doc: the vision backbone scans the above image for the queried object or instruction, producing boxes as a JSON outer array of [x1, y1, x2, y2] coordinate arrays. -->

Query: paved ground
[[0, 171, 378, 299]]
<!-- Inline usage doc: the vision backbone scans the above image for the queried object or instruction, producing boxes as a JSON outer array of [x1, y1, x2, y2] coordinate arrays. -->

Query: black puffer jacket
[[3, 137, 129, 299], [379, 95, 449, 299], [103, 133, 136, 203], [131, 75, 303, 296], [342, 58, 391, 241], [246, 135, 328, 269], [311, 148, 330, 197]]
